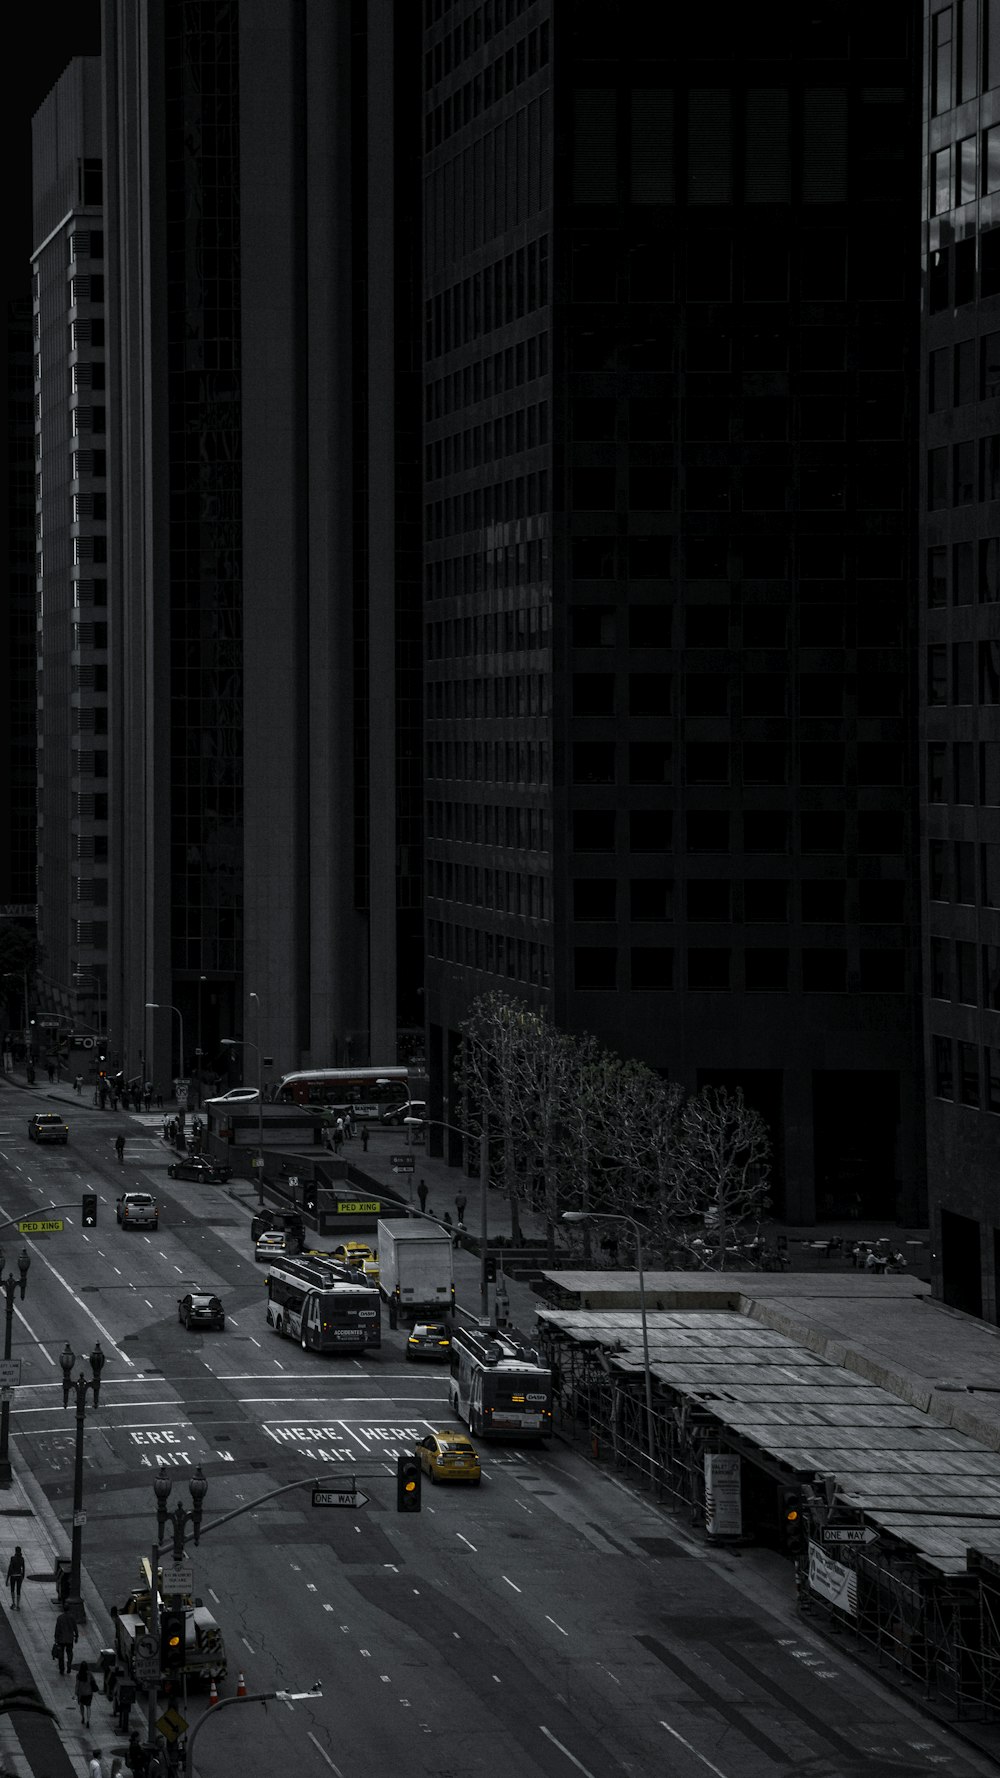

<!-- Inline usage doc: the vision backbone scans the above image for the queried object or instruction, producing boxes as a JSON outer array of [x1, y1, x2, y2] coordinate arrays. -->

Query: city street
[[0, 1084, 995, 1778]]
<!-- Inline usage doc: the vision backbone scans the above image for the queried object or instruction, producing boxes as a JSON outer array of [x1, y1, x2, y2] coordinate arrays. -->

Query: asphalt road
[[0, 1088, 995, 1778]]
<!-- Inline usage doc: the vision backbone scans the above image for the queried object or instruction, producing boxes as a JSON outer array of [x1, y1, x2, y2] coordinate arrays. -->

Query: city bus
[[448, 1325, 553, 1440], [264, 1255, 381, 1353], [273, 1066, 412, 1116]]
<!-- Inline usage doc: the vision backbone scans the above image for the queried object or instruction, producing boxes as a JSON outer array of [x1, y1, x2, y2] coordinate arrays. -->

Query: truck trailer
[[376, 1219, 455, 1327]]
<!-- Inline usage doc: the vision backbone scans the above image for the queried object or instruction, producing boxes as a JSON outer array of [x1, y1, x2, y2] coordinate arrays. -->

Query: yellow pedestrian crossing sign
[[17, 1219, 63, 1235], [157, 1705, 188, 1742]]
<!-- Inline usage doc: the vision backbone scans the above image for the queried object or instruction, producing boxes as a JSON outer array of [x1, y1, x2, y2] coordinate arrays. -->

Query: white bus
[[273, 1067, 411, 1115], [448, 1325, 553, 1440], [265, 1255, 381, 1353]]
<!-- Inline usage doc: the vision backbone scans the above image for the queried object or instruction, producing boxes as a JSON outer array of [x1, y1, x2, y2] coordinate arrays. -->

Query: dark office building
[[2, 299, 38, 918], [422, 2, 926, 1224], [101, 0, 422, 1087], [921, 0, 1000, 1320]]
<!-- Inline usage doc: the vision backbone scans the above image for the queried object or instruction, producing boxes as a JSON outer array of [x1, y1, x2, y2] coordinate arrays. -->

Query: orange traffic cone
[[208, 1678, 219, 1707], [236, 1672, 247, 1698]]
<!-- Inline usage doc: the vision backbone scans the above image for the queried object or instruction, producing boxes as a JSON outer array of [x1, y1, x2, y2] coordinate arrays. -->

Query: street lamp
[[72, 970, 103, 1041], [562, 1211, 656, 1486], [153, 1464, 208, 1561], [221, 1031, 265, 1205], [59, 1341, 106, 1622], [404, 1116, 490, 1322], [0, 1250, 30, 1488], [145, 1002, 184, 1081], [377, 1076, 413, 1144]]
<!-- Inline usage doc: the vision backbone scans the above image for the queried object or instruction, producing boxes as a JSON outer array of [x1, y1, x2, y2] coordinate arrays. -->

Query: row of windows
[[428, 860, 549, 917], [927, 229, 1000, 311], [569, 389, 903, 445], [927, 440, 1000, 507], [427, 921, 552, 988], [572, 605, 902, 652], [425, 239, 549, 361], [930, 2, 1000, 117], [427, 740, 549, 783], [929, 838, 1000, 905], [66, 230, 104, 263], [424, 21, 549, 148], [568, 745, 906, 800], [931, 1036, 1000, 1114], [568, 809, 905, 855], [571, 535, 904, 584], [69, 275, 105, 306], [929, 938, 1000, 1009], [70, 450, 107, 480], [927, 740, 1000, 804], [426, 403, 548, 478], [930, 125, 1000, 214], [426, 672, 550, 719], [928, 539, 1000, 605], [928, 333, 1000, 409], [427, 801, 549, 849], [424, 0, 535, 85], [71, 406, 106, 436], [568, 226, 904, 308], [570, 675, 904, 720], [426, 469, 548, 540], [425, 332, 548, 421], [570, 878, 906, 924], [569, 464, 904, 512], [927, 641, 1000, 705], [426, 606, 549, 658], [572, 946, 906, 993]]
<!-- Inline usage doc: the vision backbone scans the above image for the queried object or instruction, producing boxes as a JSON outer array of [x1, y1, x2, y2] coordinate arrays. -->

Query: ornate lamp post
[[0, 1250, 30, 1488], [59, 1341, 106, 1621], [153, 1464, 208, 1560]]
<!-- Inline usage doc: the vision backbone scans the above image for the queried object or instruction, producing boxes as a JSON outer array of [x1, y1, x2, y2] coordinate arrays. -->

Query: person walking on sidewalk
[[6, 1545, 25, 1608], [53, 1603, 78, 1674], [361, 1124, 369, 1153], [417, 1178, 428, 1214], [76, 1661, 96, 1726], [88, 1751, 105, 1778]]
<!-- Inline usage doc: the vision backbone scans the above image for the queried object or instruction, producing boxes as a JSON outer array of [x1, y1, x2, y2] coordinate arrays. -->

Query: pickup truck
[[116, 1191, 159, 1230]]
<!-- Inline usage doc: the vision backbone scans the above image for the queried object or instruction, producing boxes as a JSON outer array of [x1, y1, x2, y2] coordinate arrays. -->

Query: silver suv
[[116, 1191, 159, 1231]]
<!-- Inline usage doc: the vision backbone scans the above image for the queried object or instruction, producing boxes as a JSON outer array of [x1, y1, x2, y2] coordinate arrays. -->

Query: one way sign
[[822, 1525, 878, 1545]]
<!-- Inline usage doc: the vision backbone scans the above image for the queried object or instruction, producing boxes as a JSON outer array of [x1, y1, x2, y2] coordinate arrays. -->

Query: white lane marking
[[249, 1337, 261, 1348], [539, 1727, 598, 1776], [144, 1302, 154, 1309], [241, 1636, 255, 1652], [337, 1420, 371, 1452], [502, 1575, 521, 1593], [7, 1223, 135, 1368], [208, 1589, 219, 1603], [306, 1733, 343, 1776], [323, 1603, 334, 1612], [229, 1316, 239, 1327], [456, 1533, 477, 1552], [173, 1265, 183, 1275], [658, 1722, 731, 1777], [307, 1584, 317, 1592], [14, 1304, 56, 1367], [546, 1616, 568, 1635], [273, 1360, 285, 1371]]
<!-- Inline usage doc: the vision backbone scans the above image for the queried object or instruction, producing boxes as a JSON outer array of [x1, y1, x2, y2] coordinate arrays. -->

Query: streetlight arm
[[185, 1688, 322, 1778]]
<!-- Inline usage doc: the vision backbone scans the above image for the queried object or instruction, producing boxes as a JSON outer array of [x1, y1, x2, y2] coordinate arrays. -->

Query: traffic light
[[779, 1486, 806, 1557], [484, 1254, 497, 1283], [81, 1194, 97, 1228], [396, 1452, 421, 1513], [303, 1183, 317, 1214], [160, 1606, 186, 1671]]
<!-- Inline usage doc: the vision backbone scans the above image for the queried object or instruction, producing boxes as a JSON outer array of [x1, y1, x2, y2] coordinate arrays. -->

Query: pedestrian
[[361, 1124, 369, 1153], [111, 1758, 125, 1778], [115, 1675, 136, 1733], [125, 1730, 146, 1776], [144, 1082, 152, 1111], [47, 1062, 55, 1083], [455, 1194, 467, 1225], [75, 1075, 84, 1095], [155, 1088, 163, 1109], [26, 1061, 35, 1084], [76, 1660, 96, 1726], [345, 1109, 355, 1138], [6, 1545, 25, 1608], [333, 1125, 343, 1154], [88, 1751, 105, 1778], [115, 1134, 125, 1163], [53, 1602, 78, 1673], [417, 1178, 428, 1213]]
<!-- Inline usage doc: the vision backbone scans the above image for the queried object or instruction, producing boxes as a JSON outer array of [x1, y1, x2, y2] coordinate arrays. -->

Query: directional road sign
[[157, 1706, 188, 1743], [822, 1525, 878, 1546], [133, 1632, 160, 1686], [312, 1487, 369, 1509], [18, 1219, 63, 1235], [391, 1155, 415, 1173]]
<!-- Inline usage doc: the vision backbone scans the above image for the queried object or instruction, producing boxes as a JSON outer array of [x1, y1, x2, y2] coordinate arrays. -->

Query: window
[[630, 811, 672, 851], [743, 812, 788, 852], [928, 347, 949, 411], [954, 439, 976, 504], [860, 950, 904, 992], [629, 674, 667, 716], [571, 607, 614, 646], [929, 840, 949, 900], [801, 812, 845, 853], [573, 811, 616, 851], [957, 939, 978, 1004], [802, 881, 846, 923], [802, 950, 847, 991], [983, 331, 1000, 398], [573, 880, 616, 920], [859, 881, 905, 923], [628, 606, 670, 645], [686, 743, 729, 784], [957, 136, 977, 204], [743, 743, 787, 784], [800, 744, 844, 785], [686, 607, 728, 647], [629, 948, 674, 988], [985, 124, 1000, 196], [742, 606, 787, 646], [933, 146, 952, 213], [986, 1046, 1000, 1114], [629, 742, 672, 784], [954, 541, 974, 605], [688, 948, 731, 990], [953, 641, 974, 704], [687, 880, 731, 921], [982, 843, 1000, 907], [686, 674, 728, 716], [745, 949, 789, 990], [630, 880, 673, 920], [980, 640, 1000, 704], [572, 743, 616, 783], [933, 1034, 954, 1100], [928, 448, 949, 509], [984, 944, 1000, 1011], [686, 811, 729, 852], [858, 811, 902, 853], [744, 880, 788, 922], [955, 841, 976, 903], [574, 947, 617, 989]]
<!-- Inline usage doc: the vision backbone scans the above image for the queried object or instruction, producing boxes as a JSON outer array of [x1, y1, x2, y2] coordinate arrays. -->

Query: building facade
[[31, 57, 109, 1049], [422, 1, 927, 1224], [921, 0, 1000, 1319]]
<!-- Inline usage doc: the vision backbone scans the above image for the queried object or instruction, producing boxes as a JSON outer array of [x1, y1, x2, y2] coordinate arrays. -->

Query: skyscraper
[[921, 0, 1000, 1320], [422, 2, 926, 1225]]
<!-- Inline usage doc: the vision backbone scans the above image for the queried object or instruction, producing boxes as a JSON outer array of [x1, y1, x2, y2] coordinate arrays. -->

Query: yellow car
[[416, 1429, 481, 1486], [330, 1241, 376, 1272]]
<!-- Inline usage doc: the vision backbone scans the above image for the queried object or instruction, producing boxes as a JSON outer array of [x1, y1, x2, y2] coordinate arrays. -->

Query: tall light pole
[[145, 1002, 184, 1082], [562, 1210, 656, 1484], [59, 1341, 106, 1622], [405, 1116, 490, 1323], [72, 970, 103, 1040], [222, 1034, 264, 1204], [0, 1250, 30, 1487]]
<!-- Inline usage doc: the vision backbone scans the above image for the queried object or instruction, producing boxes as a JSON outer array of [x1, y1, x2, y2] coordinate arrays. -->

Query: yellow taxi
[[330, 1241, 379, 1282], [415, 1428, 481, 1486]]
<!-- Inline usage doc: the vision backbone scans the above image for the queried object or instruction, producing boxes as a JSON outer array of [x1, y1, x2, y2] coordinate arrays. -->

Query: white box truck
[[377, 1219, 455, 1327]]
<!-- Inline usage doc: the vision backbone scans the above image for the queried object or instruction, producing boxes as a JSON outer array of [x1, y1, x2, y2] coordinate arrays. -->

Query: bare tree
[[668, 1085, 771, 1268]]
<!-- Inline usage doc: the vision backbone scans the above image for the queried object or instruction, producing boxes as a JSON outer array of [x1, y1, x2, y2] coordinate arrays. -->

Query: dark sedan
[[178, 1292, 225, 1331], [167, 1157, 232, 1183]]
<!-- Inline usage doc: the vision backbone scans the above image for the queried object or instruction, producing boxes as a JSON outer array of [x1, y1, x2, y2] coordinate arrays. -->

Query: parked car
[[380, 1101, 426, 1126], [416, 1429, 481, 1485], [178, 1292, 225, 1331], [254, 1230, 287, 1263], [28, 1113, 69, 1145], [116, 1191, 159, 1230], [406, 1321, 451, 1362], [167, 1157, 232, 1183], [204, 1087, 260, 1105]]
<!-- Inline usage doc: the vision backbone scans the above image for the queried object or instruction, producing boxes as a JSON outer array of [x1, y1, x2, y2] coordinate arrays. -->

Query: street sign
[[134, 1631, 160, 1685], [17, 1219, 63, 1235], [391, 1155, 415, 1173], [0, 1360, 21, 1388], [251, 1157, 263, 1170], [336, 1199, 381, 1214], [160, 1559, 194, 1595], [822, 1525, 878, 1546], [312, 1487, 369, 1509], [287, 1175, 299, 1191], [73, 1510, 87, 1528], [157, 1706, 188, 1743]]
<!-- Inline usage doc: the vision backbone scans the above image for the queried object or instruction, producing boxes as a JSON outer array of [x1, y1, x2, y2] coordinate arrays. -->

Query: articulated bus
[[448, 1325, 553, 1440], [274, 1066, 411, 1116], [264, 1255, 381, 1353]]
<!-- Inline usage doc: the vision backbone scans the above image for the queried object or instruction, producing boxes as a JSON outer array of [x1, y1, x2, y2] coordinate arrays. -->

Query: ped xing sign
[[336, 1199, 380, 1215], [18, 1219, 63, 1235], [312, 1486, 369, 1509]]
